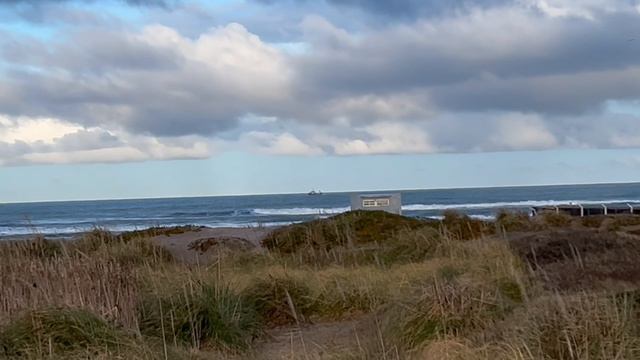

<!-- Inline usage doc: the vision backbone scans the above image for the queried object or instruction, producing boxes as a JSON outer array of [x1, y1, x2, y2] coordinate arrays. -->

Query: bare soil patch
[[150, 227, 272, 264]]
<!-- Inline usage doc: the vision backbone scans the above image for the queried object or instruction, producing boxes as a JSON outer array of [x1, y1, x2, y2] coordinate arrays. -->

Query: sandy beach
[[149, 226, 274, 264]]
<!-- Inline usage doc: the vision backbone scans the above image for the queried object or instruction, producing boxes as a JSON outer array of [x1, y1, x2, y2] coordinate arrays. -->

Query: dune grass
[[138, 281, 261, 351], [1, 212, 639, 359], [0, 308, 133, 358]]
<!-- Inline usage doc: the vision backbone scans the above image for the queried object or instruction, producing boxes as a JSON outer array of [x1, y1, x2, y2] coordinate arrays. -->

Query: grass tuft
[[499, 293, 640, 359], [242, 275, 316, 326], [384, 277, 520, 355], [540, 211, 572, 227], [442, 210, 494, 240], [0, 308, 130, 358], [138, 281, 260, 351]]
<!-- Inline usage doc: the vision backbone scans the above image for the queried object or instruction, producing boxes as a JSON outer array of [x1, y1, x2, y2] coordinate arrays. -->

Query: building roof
[[356, 193, 399, 199]]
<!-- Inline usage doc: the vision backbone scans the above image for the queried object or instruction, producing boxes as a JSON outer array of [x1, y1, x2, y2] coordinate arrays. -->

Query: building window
[[376, 199, 390, 207], [362, 199, 377, 207], [362, 198, 390, 207]]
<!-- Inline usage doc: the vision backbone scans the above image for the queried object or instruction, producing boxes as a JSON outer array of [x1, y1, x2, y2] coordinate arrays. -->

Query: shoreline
[[0, 215, 493, 241], [0, 225, 280, 265], [0, 224, 284, 242]]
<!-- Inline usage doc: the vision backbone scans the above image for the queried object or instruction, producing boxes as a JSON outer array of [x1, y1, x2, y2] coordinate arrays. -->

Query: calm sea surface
[[2, 183, 640, 238]]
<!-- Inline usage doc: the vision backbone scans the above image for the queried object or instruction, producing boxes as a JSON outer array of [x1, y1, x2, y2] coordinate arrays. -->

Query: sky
[[0, 0, 640, 202]]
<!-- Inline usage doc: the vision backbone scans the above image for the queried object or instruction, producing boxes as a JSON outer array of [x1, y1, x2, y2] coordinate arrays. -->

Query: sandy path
[[150, 227, 274, 264], [253, 319, 374, 360]]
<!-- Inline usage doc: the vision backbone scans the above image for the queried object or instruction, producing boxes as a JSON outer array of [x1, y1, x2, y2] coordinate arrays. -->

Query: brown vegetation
[[1, 212, 640, 359]]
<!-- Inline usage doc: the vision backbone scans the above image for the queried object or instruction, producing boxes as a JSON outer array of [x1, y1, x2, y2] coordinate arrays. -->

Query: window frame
[[375, 198, 390, 207], [362, 199, 377, 207], [362, 198, 391, 207]]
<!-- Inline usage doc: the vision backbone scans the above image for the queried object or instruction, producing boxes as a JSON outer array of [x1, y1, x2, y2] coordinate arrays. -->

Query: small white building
[[350, 193, 402, 215]]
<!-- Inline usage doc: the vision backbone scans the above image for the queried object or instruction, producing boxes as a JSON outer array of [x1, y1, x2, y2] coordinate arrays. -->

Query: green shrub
[[437, 265, 464, 281], [74, 229, 173, 266], [0, 308, 130, 357], [73, 228, 120, 252], [103, 237, 173, 266], [242, 275, 316, 326], [138, 282, 259, 351], [120, 225, 204, 242], [0, 236, 63, 260], [262, 211, 425, 254], [441, 211, 493, 240], [496, 210, 539, 233], [384, 278, 519, 354], [581, 215, 606, 228], [277, 227, 444, 267], [541, 211, 572, 227], [312, 275, 387, 319], [497, 279, 524, 303], [378, 227, 443, 265], [500, 293, 640, 360]]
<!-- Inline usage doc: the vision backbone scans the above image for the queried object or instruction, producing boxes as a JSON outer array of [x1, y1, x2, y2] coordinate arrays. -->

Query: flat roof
[[356, 193, 398, 198]]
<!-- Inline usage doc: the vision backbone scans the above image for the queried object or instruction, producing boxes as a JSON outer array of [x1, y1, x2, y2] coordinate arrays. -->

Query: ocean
[[1, 182, 640, 238]]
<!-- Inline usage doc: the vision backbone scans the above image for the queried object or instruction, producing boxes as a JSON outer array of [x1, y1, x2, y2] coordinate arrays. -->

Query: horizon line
[[3, 180, 639, 205]]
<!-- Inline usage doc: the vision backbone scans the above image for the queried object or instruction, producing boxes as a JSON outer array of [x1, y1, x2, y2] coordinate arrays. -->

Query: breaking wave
[[252, 207, 350, 216], [252, 199, 640, 216], [402, 199, 640, 211]]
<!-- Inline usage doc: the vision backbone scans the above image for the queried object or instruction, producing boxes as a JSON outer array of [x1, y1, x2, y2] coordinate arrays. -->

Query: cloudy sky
[[1, 0, 640, 201]]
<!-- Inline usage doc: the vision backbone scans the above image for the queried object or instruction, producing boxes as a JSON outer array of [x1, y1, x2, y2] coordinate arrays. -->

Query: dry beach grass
[[1, 211, 640, 359]]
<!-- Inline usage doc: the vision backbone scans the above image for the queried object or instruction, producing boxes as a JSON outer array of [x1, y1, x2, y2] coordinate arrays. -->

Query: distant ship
[[307, 190, 323, 196]]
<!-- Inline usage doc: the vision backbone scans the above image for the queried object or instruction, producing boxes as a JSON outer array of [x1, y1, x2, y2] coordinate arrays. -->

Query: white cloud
[[138, 22, 291, 101], [0, 116, 82, 144], [490, 113, 558, 150], [21, 147, 149, 165], [243, 131, 323, 155], [0, 115, 212, 165], [330, 122, 436, 155], [326, 93, 434, 123], [2, 1, 640, 166], [610, 134, 640, 147], [526, 0, 636, 19], [531, 0, 594, 19], [5, 137, 211, 165]]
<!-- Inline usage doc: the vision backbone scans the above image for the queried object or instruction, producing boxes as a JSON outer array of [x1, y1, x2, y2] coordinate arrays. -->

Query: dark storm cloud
[[54, 129, 123, 151], [255, 0, 511, 18], [431, 68, 640, 114], [293, 10, 640, 115], [2, 0, 640, 162], [0, 129, 120, 164], [1, 29, 182, 74], [0, 0, 178, 25], [0, 67, 244, 136], [0, 0, 170, 6], [0, 23, 290, 137]]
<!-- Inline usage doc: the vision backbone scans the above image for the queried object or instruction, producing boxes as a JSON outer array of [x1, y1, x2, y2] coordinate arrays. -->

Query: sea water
[[1, 182, 639, 238]]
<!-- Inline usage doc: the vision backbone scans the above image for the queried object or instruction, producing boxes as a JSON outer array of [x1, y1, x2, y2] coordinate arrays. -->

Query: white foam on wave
[[210, 221, 297, 228], [252, 207, 350, 216], [4, 198, 638, 238], [402, 199, 640, 211], [424, 214, 496, 221], [0, 221, 299, 238], [252, 199, 640, 216]]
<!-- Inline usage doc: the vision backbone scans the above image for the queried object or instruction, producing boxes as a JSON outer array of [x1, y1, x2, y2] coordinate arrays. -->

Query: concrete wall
[[350, 193, 402, 215]]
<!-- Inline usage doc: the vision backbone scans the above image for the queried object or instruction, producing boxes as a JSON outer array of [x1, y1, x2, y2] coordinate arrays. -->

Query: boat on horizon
[[307, 190, 323, 195]]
